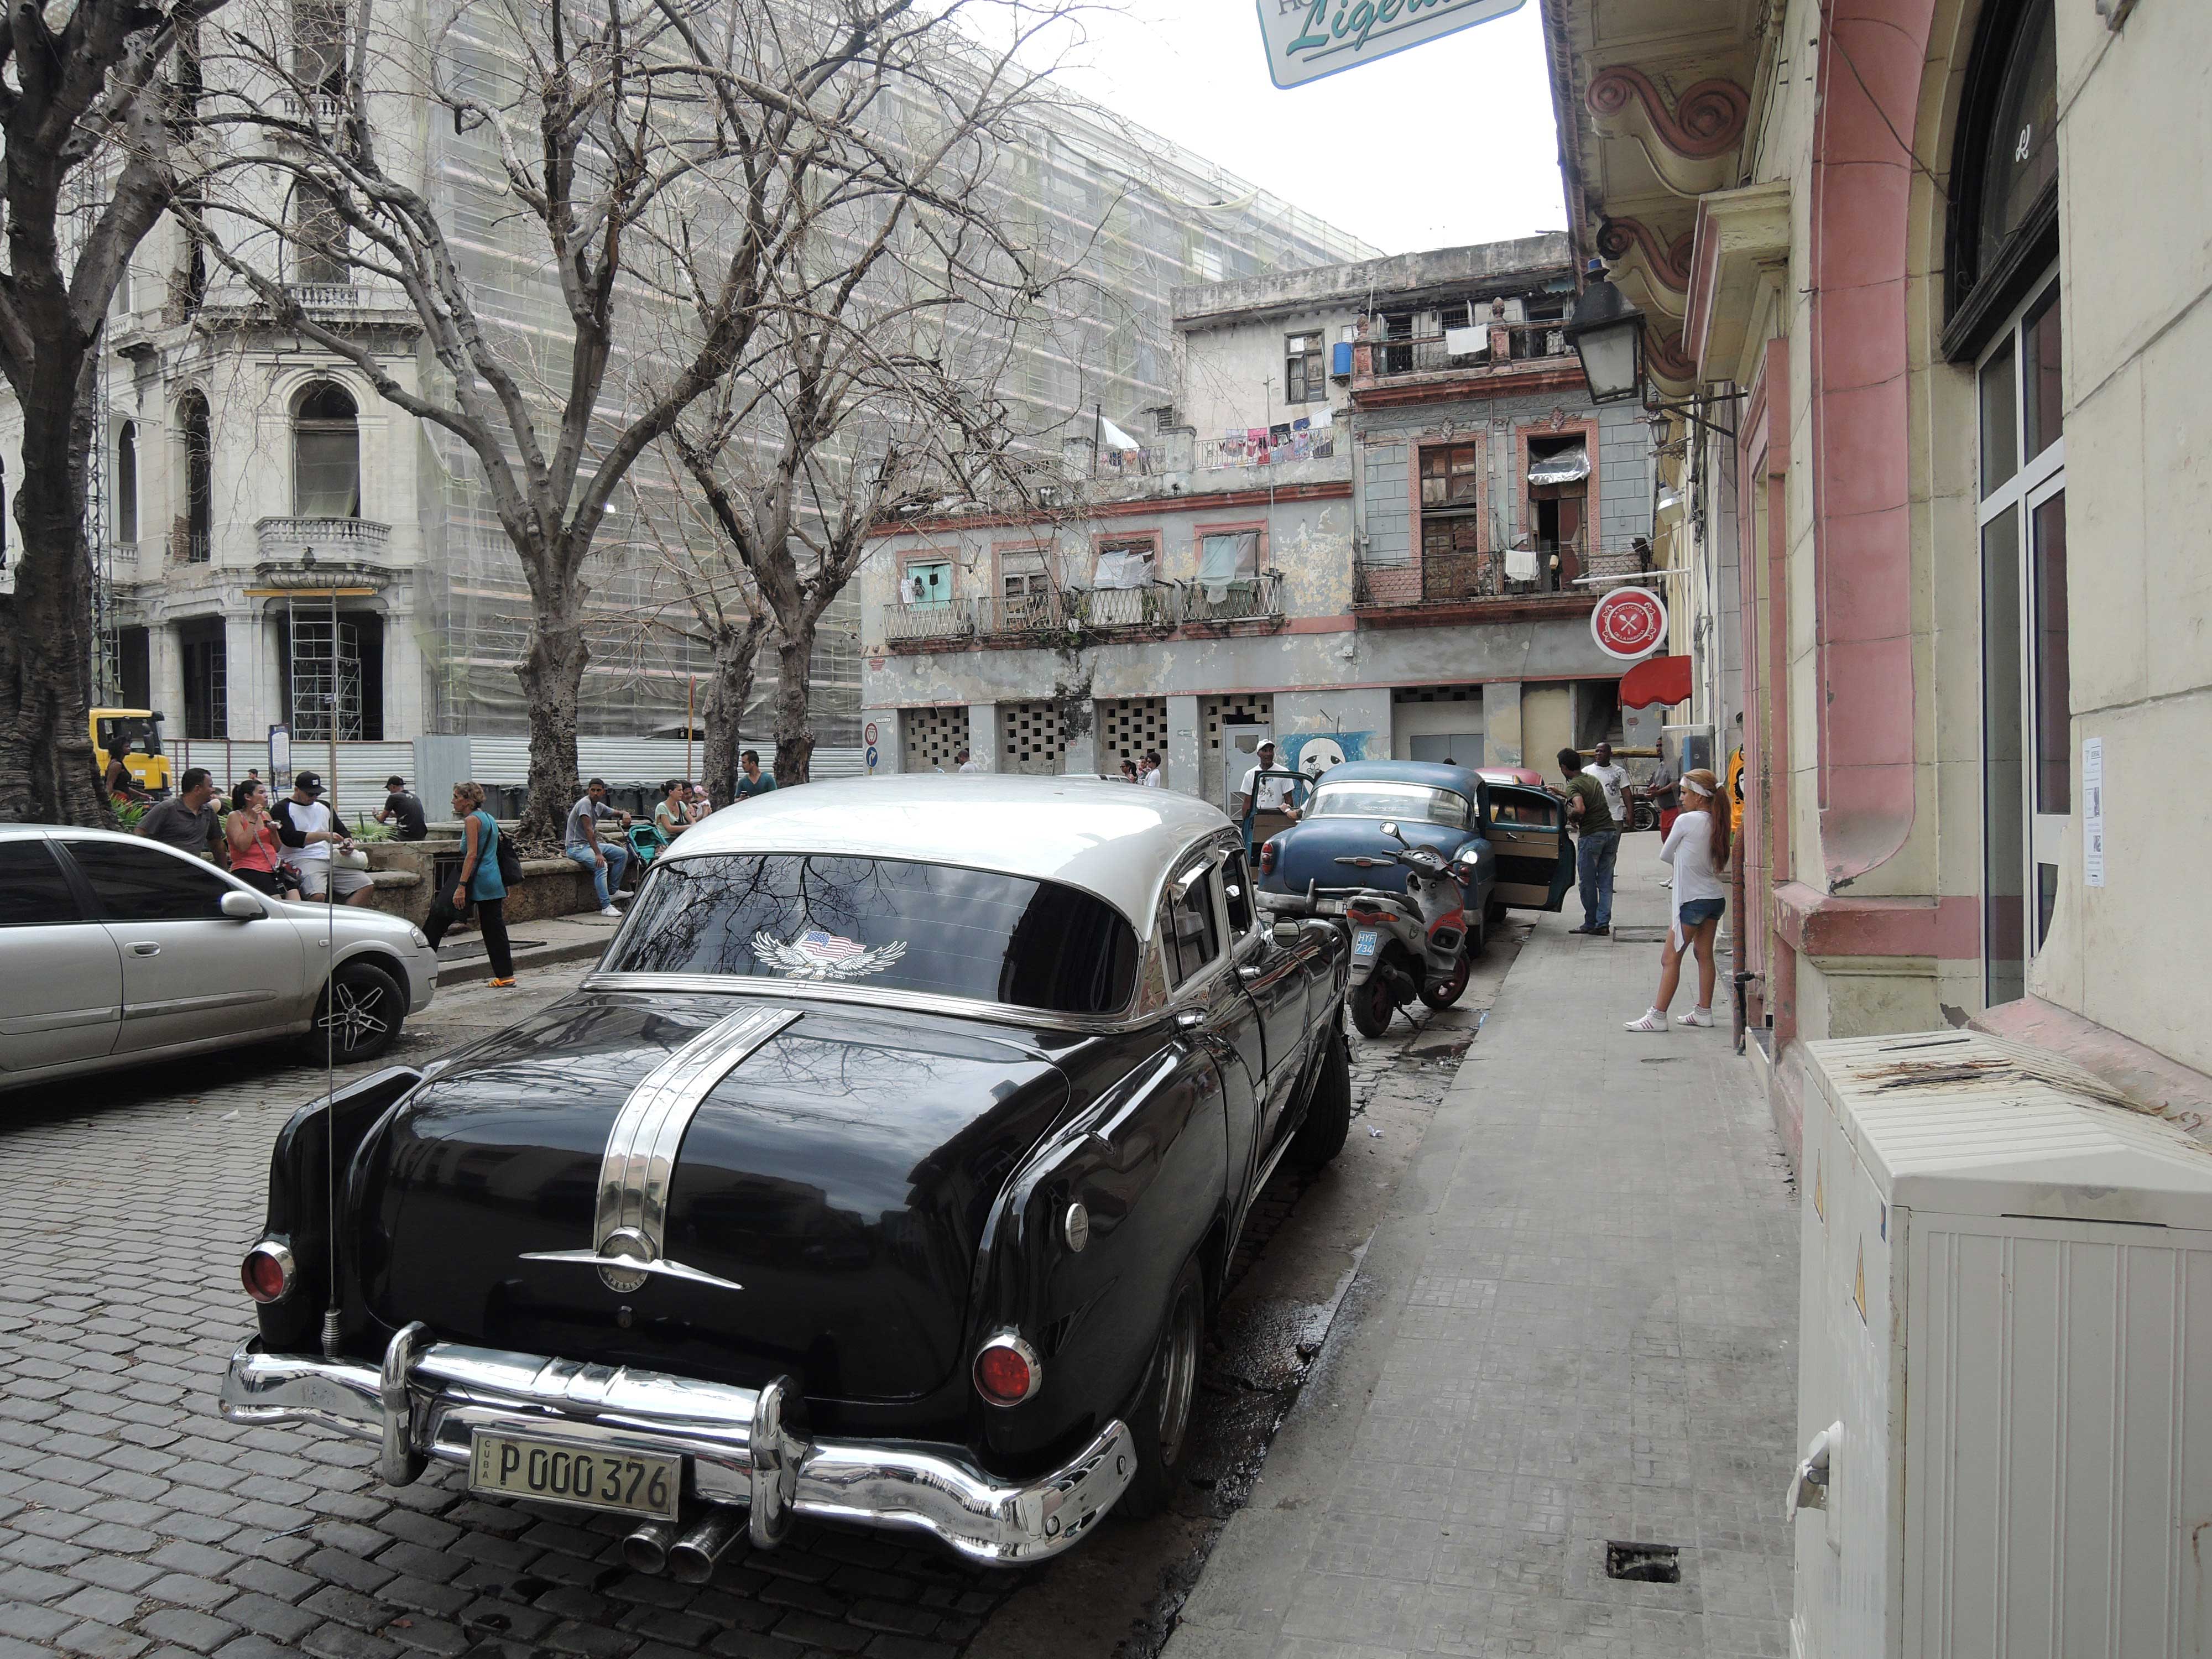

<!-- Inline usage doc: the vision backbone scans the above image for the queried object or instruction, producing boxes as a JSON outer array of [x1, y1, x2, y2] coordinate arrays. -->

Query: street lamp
[[1564, 258, 1645, 406]]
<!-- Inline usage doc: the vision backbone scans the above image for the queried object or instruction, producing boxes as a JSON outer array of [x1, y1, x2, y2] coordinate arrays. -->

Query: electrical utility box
[[1790, 1031, 2212, 1658]]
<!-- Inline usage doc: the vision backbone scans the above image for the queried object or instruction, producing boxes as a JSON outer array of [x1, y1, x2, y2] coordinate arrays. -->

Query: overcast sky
[[1050, 0, 1567, 257]]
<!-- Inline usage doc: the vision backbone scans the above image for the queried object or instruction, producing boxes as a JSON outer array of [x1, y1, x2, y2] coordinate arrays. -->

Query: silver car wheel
[[320, 978, 390, 1050]]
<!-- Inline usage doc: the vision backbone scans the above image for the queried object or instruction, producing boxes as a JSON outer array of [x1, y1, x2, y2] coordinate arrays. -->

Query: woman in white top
[[1625, 768, 1731, 1032]]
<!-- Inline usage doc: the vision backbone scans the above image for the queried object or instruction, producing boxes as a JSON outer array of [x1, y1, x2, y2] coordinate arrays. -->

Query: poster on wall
[[2081, 737, 2104, 888]]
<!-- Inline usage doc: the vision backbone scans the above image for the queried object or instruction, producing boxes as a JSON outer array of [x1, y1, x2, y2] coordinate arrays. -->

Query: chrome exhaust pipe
[[620, 1516, 682, 1575], [667, 1508, 746, 1585]]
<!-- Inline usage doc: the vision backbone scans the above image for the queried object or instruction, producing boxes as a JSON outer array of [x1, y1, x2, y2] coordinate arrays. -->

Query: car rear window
[[605, 853, 1140, 1016], [1307, 781, 1472, 830]]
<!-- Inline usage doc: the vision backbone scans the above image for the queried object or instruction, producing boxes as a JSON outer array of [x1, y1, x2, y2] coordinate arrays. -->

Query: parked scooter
[[1328, 820, 1475, 1037]]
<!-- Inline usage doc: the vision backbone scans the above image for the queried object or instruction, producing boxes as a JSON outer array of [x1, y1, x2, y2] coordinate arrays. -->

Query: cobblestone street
[[0, 951, 1508, 1659]]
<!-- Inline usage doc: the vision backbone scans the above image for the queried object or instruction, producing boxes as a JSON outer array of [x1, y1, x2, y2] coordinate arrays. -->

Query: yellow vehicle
[[91, 708, 170, 797]]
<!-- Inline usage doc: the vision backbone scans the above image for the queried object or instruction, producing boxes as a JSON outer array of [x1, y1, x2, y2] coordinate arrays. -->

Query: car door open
[[1483, 785, 1574, 911]]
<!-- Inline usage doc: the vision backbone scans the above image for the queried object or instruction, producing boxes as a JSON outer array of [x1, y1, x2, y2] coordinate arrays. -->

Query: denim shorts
[[1678, 897, 1725, 926]]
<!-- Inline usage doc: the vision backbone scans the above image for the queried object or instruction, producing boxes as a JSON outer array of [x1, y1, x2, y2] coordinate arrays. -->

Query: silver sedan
[[0, 825, 439, 1091]]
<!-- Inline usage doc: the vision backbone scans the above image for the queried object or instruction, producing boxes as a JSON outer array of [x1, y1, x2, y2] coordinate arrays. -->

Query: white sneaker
[[1624, 1009, 1668, 1033], [1676, 1008, 1714, 1027], [1658, 877, 1673, 889], [599, 905, 622, 918]]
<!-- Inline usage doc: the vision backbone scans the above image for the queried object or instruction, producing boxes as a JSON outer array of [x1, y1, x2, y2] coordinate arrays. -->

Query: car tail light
[[1259, 837, 1281, 875], [973, 1333, 1041, 1407], [241, 1240, 296, 1305]]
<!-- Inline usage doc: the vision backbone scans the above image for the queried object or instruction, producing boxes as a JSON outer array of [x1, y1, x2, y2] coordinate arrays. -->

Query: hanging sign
[[1590, 586, 1668, 661], [268, 723, 294, 784], [1257, 0, 1526, 89]]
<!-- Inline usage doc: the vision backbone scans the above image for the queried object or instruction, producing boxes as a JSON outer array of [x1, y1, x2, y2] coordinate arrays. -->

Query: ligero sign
[[1256, 0, 1526, 88]]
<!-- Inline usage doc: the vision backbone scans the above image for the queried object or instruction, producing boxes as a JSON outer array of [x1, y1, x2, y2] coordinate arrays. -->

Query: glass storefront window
[[1978, 3, 2057, 272], [1979, 340, 2016, 497], [2022, 283, 2063, 459]]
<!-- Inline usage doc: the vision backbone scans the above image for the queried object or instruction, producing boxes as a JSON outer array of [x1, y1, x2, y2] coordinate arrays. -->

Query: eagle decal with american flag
[[750, 927, 909, 982]]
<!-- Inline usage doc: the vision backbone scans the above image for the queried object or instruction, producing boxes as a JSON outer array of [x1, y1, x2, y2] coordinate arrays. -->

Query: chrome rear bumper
[[220, 1326, 1131, 1565]]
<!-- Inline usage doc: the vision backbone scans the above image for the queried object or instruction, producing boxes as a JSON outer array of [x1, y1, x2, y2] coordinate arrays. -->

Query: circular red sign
[[1590, 586, 1669, 660]]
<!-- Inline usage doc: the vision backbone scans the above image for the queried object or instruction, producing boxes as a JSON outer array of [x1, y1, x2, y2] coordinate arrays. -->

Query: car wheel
[[1288, 1029, 1351, 1170], [1418, 952, 1471, 1010], [1349, 973, 1395, 1038], [1119, 1259, 1207, 1520], [1485, 897, 1507, 933], [305, 959, 406, 1066]]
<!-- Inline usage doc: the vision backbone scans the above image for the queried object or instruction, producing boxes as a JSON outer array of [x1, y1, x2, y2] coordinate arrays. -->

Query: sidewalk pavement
[[433, 906, 621, 984], [1165, 834, 1799, 1659]]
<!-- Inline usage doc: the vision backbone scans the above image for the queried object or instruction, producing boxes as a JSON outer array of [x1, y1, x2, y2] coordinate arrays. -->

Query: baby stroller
[[627, 820, 672, 870]]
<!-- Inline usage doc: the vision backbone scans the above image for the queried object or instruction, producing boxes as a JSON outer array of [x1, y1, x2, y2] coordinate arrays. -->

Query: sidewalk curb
[[436, 932, 609, 987]]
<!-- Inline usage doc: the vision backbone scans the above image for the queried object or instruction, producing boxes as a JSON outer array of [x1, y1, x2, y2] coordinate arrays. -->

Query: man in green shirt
[[1557, 747, 1618, 935], [733, 750, 778, 801]]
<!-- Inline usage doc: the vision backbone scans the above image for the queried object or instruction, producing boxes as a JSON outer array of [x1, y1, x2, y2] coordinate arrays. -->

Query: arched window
[[289, 180, 348, 285], [180, 393, 212, 561], [116, 422, 139, 544], [1943, 0, 2058, 358], [1955, 1, 2065, 1009], [293, 382, 360, 519]]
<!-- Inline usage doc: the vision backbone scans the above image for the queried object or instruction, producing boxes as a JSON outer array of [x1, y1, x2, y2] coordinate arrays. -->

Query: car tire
[[1288, 1029, 1352, 1170], [304, 959, 406, 1066], [1418, 952, 1471, 1010], [1118, 1258, 1207, 1520], [1349, 973, 1395, 1039], [1485, 897, 1507, 933]]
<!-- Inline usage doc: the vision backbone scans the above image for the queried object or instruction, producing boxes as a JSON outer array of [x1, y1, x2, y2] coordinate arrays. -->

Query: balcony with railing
[[880, 573, 1285, 651], [1351, 320, 1581, 399], [253, 517, 394, 585], [1353, 543, 1648, 620]]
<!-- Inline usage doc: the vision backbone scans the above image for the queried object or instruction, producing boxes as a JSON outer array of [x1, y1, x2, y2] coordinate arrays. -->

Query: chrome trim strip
[[580, 972, 1178, 1037], [518, 1248, 745, 1293], [219, 1337, 1133, 1565], [586, 1006, 799, 1287]]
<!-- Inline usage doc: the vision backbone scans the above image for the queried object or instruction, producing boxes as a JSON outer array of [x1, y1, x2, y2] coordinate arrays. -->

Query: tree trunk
[[516, 611, 588, 845], [698, 623, 760, 809], [770, 625, 815, 785], [0, 356, 109, 827]]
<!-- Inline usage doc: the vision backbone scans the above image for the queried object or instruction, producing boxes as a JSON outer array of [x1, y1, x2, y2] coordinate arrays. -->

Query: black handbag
[[492, 820, 523, 887]]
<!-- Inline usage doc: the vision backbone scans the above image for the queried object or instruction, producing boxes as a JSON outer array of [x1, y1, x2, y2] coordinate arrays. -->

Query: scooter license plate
[[1353, 928, 1380, 959]]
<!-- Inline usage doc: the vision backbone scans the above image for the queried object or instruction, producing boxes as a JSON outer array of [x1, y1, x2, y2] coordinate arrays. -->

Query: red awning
[[1618, 654, 1692, 709]]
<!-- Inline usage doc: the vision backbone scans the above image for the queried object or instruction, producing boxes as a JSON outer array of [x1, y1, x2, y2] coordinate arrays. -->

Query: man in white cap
[[1234, 740, 1301, 825]]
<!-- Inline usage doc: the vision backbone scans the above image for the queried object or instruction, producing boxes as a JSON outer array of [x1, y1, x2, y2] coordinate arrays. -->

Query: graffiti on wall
[[1278, 732, 1375, 779]]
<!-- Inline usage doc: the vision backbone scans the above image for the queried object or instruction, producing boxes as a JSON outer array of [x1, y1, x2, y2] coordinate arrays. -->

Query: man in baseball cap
[[273, 771, 373, 904]]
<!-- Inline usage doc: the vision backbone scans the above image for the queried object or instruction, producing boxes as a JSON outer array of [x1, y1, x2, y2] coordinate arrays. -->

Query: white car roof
[[665, 774, 1234, 926]]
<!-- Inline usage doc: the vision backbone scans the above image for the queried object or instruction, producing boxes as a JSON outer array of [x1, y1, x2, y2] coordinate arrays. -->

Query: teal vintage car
[[1253, 760, 1573, 951]]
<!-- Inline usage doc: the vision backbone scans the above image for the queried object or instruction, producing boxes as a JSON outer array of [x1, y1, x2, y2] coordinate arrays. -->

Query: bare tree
[[628, 464, 766, 807], [0, 0, 222, 825], [186, 0, 1044, 834], [663, 0, 1089, 783]]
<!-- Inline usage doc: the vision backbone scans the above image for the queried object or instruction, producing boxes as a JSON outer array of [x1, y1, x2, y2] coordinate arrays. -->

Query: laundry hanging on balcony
[[1092, 548, 1154, 590], [1526, 442, 1590, 487]]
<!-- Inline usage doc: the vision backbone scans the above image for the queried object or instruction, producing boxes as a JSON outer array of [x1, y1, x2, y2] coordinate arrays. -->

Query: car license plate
[[468, 1431, 680, 1521], [1353, 928, 1380, 959]]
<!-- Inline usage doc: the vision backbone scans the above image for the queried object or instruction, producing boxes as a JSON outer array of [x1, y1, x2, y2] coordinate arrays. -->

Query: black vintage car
[[221, 776, 1352, 1572]]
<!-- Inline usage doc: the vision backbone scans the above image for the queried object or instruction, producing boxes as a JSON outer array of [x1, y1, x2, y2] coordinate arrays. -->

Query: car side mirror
[[1378, 820, 1397, 837], [1271, 918, 1302, 947], [220, 890, 264, 920]]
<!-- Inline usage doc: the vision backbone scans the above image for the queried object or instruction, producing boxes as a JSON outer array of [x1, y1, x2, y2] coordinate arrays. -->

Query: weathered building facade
[[1543, 0, 2212, 1150], [860, 236, 1655, 807], [0, 32, 1376, 765]]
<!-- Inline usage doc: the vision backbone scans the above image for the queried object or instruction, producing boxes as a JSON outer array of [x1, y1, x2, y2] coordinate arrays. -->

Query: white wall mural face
[[1290, 735, 1347, 778]]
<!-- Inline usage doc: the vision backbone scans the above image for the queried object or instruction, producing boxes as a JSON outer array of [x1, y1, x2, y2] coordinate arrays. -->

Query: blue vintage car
[[1253, 760, 1573, 951]]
